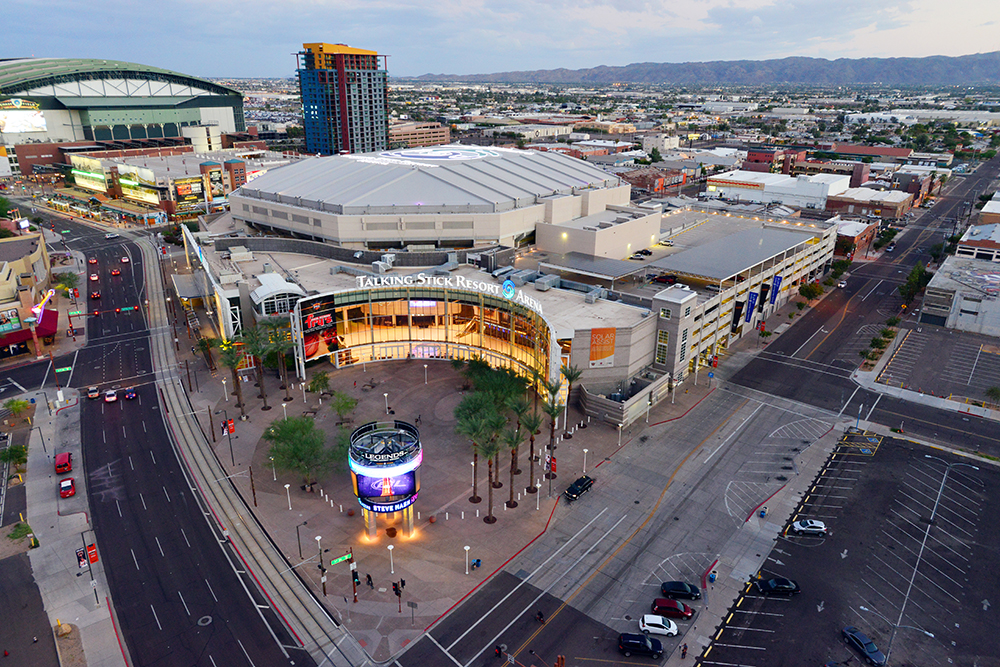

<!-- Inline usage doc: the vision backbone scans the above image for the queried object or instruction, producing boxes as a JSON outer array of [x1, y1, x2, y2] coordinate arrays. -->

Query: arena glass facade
[[291, 284, 554, 383]]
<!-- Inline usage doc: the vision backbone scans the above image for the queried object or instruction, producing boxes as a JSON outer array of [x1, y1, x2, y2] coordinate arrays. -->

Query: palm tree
[[263, 316, 294, 402], [241, 325, 271, 411], [3, 398, 30, 423], [521, 411, 543, 495], [196, 337, 218, 372], [218, 340, 248, 420], [541, 380, 563, 494], [529, 366, 545, 417], [456, 413, 486, 504], [507, 396, 530, 475], [501, 427, 521, 508], [560, 364, 583, 433], [480, 435, 502, 524]]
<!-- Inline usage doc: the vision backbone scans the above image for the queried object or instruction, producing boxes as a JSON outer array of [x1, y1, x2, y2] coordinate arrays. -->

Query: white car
[[639, 614, 679, 637], [837, 280, 847, 288], [791, 519, 827, 535], [104, 389, 118, 403], [105, 233, 119, 239]]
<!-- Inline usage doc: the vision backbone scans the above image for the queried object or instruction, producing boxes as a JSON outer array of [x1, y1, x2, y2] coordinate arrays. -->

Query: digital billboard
[[174, 177, 205, 212], [118, 164, 160, 205], [298, 294, 341, 362], [0, 102, 46, 133], [208, 169, 224, 196], [353, 471, 417, 500], [0, 309, 22, 334]]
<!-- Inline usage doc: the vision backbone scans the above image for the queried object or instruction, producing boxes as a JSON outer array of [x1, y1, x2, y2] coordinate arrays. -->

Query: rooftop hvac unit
[[372, 261, 390, 274], [585, 292, 597, 304], [535, 274, 560, 291], [262, 262, 272, 273], [381, 254, 396, 266]]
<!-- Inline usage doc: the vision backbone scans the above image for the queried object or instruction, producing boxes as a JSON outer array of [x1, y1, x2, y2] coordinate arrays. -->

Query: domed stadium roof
[[0, 57, 241, 98], [238, 145, 622, 215]]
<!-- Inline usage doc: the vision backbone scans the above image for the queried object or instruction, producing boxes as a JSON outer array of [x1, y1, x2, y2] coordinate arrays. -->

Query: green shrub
[[886, 316, 900, 327]]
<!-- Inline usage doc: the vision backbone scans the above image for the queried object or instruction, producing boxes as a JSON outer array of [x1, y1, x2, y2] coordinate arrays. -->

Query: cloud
[[3, 0, 999, 77]]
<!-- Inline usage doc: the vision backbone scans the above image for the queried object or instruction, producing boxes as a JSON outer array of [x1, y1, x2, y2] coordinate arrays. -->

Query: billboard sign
[[745, 292, 758, 322], [208, 169, 224, 196], [589, 328, 616, 368], [0, 308, 22, 334], [174, 177, 205, 212], [0, 99, 46, 133]]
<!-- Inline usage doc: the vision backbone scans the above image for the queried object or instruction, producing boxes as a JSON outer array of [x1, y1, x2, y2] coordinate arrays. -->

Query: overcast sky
[[6, 0, 1000, 79]]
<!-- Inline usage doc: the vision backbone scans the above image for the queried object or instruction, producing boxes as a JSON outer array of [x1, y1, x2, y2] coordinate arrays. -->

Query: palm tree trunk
[[256, 357, 271, 410], [544, 419, 556, 480], [526, 433, 537, 494], [232, 369, 247, 419], [492, 451, 502, 488], [485, 459, 496, 523], [507, 449, 518, 508], [469, 448, 481, 503], [279, 352, 292, 401]]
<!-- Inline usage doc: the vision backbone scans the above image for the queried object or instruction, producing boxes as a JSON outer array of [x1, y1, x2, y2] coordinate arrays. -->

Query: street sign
[[55, 367, 72, 373], [708, 372, 714, 378], [330, 553, 351, 566]]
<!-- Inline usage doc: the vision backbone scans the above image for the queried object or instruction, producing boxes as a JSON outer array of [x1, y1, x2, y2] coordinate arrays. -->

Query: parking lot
[[698, 434, 1000, 667]]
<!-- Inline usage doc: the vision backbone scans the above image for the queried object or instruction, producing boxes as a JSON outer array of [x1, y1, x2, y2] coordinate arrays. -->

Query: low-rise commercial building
[[388, 121, 451, 148], [0, 234, 55, 360], [921, 256, 1000, 334], [825, 188, 913, 221], [706, 170, 850, 209]]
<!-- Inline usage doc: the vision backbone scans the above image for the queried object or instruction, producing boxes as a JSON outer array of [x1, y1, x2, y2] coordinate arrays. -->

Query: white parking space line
[[711, 643, 767, 651], [725, 627, 775, 633]]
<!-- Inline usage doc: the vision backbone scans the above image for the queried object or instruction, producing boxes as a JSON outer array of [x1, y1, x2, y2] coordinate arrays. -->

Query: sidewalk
[[25, 388, 128, 667]]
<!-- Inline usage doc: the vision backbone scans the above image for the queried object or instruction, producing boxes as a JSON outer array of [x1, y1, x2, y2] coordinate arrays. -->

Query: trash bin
[[708, 571, 717, 583], [759, 507, 767, 518]]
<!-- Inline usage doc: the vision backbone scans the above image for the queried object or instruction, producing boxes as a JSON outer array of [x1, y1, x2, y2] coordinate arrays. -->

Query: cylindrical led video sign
[[349, 421, 421, 513]]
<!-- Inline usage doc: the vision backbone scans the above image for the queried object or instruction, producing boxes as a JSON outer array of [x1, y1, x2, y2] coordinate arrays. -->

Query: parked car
[[755, 577, 801, 595], [650, 274, 678, 285], [59, 478, 76, 498], [842, 626, 887, 666], [791, 519, 827, 535], [638, 248, 653, 256], [629, 253, 646, 260], [638, 614, 678, 637], [885, 243, 896, 252], [650, 598, 694, 619], [563, 475, 594, 502], [660, 581, 701, 600], [837, 280, 847, 288], [659, 240, 674, 247], [618, 633, 663, 659]]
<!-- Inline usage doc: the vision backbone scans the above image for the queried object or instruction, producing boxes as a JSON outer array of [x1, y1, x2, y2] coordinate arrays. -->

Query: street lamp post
[[464, 545, 470, 575], [387, 544, 394, 574], [296, 521, 308, 559], [284, 483, 292, 511], [617, 423, 623, 447], [384, 392, 389, 415], [858, 605, 934, 665], [282, 402, 287, 420], [215, 409, 235, 467], [269, 456, 276, 481], [583, 448, 588, 474], [535, 482, 542, 510], [222, 377, 228, 402], [423, 364, 428, 385]]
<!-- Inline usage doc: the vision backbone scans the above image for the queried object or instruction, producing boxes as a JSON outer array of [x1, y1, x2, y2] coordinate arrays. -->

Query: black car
[[755, 577, 801, 595], [842, 626, 887, 666], [660, 581, 701, 600], [638, 248, 653, 256], [618, 633, 662, 659], [563, 475, 594, 502]]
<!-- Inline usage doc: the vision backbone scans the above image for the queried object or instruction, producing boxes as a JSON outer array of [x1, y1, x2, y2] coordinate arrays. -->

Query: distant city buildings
[[389, 121, 450, 148], [297, 43, 389, 155]]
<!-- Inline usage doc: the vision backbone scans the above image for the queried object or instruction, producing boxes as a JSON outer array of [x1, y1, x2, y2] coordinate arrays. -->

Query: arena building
[[228, 145, 628, 250], [0, 58, 245, 175]]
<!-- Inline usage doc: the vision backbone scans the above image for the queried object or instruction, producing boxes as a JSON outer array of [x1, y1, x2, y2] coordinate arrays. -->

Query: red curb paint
[[744, 423, 836, 523], [107, 596, 130, 665], [55, 399, 78, 415], [700, 558, 719, 590]]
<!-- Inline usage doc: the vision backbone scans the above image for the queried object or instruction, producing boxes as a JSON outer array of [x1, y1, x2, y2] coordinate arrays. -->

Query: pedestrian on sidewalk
[[681, 643, 688, 658], [366, 573, 373, 589]]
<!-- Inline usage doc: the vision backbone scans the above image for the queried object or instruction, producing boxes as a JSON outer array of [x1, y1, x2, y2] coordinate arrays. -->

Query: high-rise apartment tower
[[297, 43, 389, 155]]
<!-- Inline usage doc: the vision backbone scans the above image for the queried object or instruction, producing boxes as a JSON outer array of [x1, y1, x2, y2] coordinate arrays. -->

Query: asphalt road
[[731, 157, 1000, 457], [701, 435, 999, 667], [11, 210, 311, 667]]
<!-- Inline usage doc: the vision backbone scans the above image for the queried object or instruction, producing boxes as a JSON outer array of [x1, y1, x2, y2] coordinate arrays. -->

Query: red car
[[59, 478, 76, 498], [88, 257, 98, 265], [110, 268, 121, 276], [650, 598, 694, 620]]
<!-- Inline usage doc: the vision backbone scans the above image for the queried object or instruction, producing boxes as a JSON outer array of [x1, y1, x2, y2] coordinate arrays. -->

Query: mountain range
[[412, 52, 1000, 86]]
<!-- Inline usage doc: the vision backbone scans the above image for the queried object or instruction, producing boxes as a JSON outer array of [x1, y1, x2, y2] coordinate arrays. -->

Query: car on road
[[105, 233, 119, 239], [618, 633, 662, 659], [121, 256, 129, 263], [563, 475, 594, 502], [90, 291, 100, 299], [885, 243, 895, 252], [88, 257, 97, 265], [124, 387, 136, 400], [59, 478, 76, 498], [837, 280, 847, 288], [660, 581, 701, 600], [639, 614, 678, 637], [755, 577, 801, 595], [104, 389, 117, 403], [110, 267, 121, 276], [842, 626, 887, 666], [791, 519, 827, 535], [87, 386, 100, 399], [89, 273, 99, 281], [650, 598, 694, 619]]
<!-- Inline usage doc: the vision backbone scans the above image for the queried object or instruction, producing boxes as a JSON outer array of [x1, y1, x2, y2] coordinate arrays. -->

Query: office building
[[297, 43, 388, 155]]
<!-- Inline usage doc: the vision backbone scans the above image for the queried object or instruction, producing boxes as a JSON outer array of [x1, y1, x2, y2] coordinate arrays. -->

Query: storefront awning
[[0, 308, 58, 346]]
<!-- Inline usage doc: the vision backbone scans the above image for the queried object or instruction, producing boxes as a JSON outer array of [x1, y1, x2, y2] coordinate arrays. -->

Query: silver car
[[639, 614, 678, 637], [791, 519, 827, 535]]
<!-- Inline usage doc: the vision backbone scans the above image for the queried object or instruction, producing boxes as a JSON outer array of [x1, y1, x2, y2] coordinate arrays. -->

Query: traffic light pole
[[349, 548, 358, 603]]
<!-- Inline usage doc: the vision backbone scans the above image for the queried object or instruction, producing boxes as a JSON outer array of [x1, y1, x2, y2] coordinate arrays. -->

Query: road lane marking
[[178, 591, 191, 616], [205, 579, 218, 602], [792, 327, 827, 358], [139, 493, 146, 510], [155, 537, 165, 557], [237, 639, 256, 667], [704, 403, 763, 464], [181, 529, 191, 548], [427, 633, 463, 667], [150, 604, 162, 630], [131, 549, 139, 570]]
